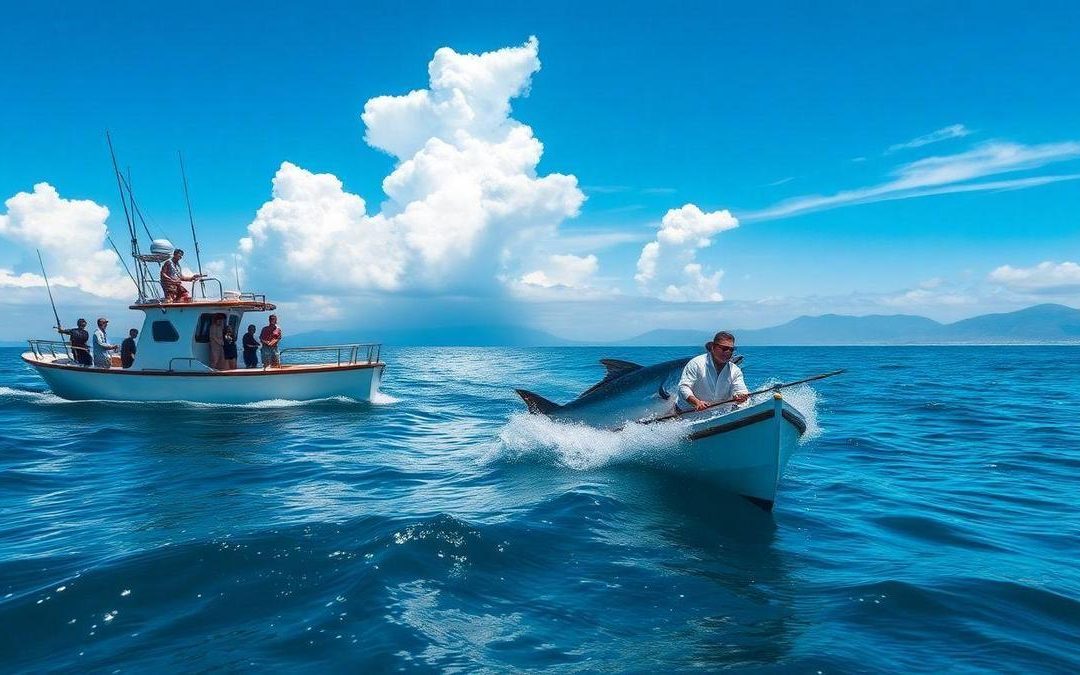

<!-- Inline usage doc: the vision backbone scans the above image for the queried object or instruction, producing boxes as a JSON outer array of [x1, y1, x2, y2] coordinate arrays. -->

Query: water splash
[[737, 382, 822, 442], [485, 412, 694, 470], [370, 391, 401, 405]]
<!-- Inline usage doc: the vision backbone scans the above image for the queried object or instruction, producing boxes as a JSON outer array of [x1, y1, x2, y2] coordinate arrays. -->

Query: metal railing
[[26, 339, 81, 361], [168, 357, 214, 372], [277, 343, 382, 367]]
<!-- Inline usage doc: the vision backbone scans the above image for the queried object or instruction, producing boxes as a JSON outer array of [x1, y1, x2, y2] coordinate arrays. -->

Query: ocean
[[1, 345, 1078, 672]]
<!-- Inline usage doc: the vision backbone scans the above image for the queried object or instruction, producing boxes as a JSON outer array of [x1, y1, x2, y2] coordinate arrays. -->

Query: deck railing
[[277, 343, 382, 367], [134, 276, 268, 307], [26, 339, 80, 361]]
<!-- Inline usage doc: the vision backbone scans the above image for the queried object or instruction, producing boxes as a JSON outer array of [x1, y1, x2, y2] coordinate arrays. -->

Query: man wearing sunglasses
[[676, 331, 749, 413]]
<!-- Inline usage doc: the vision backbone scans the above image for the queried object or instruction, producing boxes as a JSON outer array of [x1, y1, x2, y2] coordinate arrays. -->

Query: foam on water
[[486, 412, 694, 470], [0, 386, 381, 409]]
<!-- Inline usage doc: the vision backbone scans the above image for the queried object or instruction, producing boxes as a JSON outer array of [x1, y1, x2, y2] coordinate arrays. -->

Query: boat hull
[[663, 395, 806, 509], [22, 354, 384, 404]]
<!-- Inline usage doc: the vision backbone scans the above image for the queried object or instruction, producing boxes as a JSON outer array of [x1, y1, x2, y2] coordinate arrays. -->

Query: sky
[[1, 1, 1078, 342]]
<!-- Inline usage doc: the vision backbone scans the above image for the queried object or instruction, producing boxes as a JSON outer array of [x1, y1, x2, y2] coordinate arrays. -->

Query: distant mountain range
[[10, 304, 1077, 348], [612, 304, 1080, 346]]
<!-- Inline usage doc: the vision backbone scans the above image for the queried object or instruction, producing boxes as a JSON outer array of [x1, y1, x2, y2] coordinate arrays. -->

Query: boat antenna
[[36, 249, 66, 348], [178, 151, 205, 297], [233, 253, 241, 292], [106, 234, 140, 291], [105, 131, 138, 256]]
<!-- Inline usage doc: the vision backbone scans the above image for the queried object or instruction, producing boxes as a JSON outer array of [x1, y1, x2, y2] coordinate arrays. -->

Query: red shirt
[[259, 325, 281, 346]]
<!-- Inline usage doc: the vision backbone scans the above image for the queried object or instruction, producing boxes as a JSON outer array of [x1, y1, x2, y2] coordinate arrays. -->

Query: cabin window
[[152, 320, 180, 342], [195, 313, 240, 342]]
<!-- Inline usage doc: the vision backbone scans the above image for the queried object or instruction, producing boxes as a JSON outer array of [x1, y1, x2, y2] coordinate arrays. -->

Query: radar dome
[[150, 239, 175, 255]]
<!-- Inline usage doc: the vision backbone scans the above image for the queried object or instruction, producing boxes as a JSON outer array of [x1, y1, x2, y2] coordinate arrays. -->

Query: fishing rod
[[105, 131, 138, 255], [106, 234, 140, 291], [639, 368, 846, 426], [36, 249, 66, 350], [178, 151, 205, 297]]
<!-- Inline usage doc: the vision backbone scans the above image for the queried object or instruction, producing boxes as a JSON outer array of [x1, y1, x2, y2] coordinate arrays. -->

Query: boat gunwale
[[21, 354, 384, 377], [687, 402, 807, 439]]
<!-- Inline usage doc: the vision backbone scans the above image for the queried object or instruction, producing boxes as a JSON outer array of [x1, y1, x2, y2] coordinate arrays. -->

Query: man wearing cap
[[676, 331, 750, 413], [58, 318, 93, 366], [91, 318, 118, 369], [160, 248, 202, 303]]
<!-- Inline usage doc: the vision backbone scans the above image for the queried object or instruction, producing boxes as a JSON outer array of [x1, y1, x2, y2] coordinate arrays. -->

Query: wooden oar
[[638, 368, 846, 425]]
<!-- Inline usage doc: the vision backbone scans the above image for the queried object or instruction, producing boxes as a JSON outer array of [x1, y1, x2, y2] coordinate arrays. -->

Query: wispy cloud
[[886, 123, 972, 154], [765, 176, 794, 187], [744, 141, 1080, 222]]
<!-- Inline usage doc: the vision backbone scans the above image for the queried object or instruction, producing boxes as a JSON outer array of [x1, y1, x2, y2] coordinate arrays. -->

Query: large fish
[[515, 356, 744, 429]]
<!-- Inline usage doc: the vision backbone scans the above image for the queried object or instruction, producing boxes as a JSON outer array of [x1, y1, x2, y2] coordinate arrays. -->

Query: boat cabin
[[129, 296, 274, 371]]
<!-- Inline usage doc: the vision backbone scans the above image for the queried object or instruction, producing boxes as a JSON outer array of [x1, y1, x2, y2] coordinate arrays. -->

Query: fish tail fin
[[515, 389, 561, 416]]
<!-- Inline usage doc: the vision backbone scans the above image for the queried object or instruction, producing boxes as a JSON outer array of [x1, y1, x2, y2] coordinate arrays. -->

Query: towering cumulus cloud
[[240, 37, 585, 295], [0, 183, 129, 299], [635, 203, 738, 302]]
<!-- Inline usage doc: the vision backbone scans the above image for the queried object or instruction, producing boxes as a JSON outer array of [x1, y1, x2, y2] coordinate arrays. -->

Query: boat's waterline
[[22, 353, 385, 404]]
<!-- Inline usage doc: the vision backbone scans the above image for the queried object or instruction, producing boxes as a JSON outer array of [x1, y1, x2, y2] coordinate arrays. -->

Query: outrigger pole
[[178, 151, 205, 298], [106, 234, 140, 292], [36, 249, 66, 350]]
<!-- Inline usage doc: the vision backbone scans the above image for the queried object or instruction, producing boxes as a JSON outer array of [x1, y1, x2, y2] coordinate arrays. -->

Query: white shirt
[[676, 353, 748, 412], [92, 328, 115, 360]]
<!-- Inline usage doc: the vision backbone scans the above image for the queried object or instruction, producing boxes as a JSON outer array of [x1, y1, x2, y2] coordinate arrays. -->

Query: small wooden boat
[[660, 393, 807, 510]]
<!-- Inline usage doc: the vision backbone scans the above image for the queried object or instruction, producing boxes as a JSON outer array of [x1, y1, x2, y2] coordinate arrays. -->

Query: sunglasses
[[712, 345, 735, 353]]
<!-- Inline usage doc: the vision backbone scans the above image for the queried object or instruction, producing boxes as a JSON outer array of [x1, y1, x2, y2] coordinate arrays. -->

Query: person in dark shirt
[[242, 324, 259, 368], [58, 318, 92, 366], [222, 325, 238, 370], [120, 329, 138, 369]]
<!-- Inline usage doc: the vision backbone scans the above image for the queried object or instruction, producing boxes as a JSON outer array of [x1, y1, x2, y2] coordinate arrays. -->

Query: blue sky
[[1, 2, 1078, 341]]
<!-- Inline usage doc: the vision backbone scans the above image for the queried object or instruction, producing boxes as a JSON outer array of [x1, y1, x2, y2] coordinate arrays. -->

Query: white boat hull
[[22, 354, 384, 404], [662, 394, 806, 510]]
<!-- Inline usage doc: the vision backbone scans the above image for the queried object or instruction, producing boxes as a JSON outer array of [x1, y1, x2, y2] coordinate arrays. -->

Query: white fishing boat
[[23, 261, 385, 403], [661, 392, 807, 510], [22, 143, 385, 404]]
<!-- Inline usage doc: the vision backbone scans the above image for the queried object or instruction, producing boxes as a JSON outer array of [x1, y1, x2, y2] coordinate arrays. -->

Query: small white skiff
[[661, 393, 807, 510]]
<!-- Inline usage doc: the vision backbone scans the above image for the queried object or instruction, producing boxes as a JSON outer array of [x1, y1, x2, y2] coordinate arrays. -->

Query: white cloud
[[241, 37, 585, 296], [746, 140, 1080, 222], [0, 183, 130, 299], [989, 261, 1080, 292], [635, 203, 738, 302], [886, 124, 971, 154], [519, 253, 598, 289]]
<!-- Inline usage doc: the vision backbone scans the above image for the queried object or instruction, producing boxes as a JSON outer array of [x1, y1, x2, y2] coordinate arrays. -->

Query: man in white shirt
[[92, 317, 118, 369], [677, 331, 750, 413]]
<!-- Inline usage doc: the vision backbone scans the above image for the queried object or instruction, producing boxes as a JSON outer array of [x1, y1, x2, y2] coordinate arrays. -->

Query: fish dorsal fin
[[600, 358, 643, 377], [578, 359, 644, 398], [515, 389, 562, 415]]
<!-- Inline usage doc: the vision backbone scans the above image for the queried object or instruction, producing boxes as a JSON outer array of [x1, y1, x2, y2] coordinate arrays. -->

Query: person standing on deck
[[91, 318, 118, 369], [208, 315, 226, 370], [222, 325, 238, 370], [120, 329, 138, 369], [160, 249, 202, 303], [260, 315, 282, 368], [676, 331, 750, 413], [242, 324, 259, 368], [58, 318, 92, 366]]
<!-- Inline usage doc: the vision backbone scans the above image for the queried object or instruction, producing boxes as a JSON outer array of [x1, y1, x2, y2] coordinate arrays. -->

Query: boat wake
[[485, 412, 694, 470], [370, 391, 401, 405], [0, 386, 377, 409]]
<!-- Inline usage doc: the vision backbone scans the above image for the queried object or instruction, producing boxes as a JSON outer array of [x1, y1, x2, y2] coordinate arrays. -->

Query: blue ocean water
[[1, 345, 1078, 672]]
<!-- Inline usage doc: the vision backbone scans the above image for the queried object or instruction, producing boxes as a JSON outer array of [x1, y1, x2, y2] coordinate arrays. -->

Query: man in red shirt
[[259, 314, 282, 367]]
